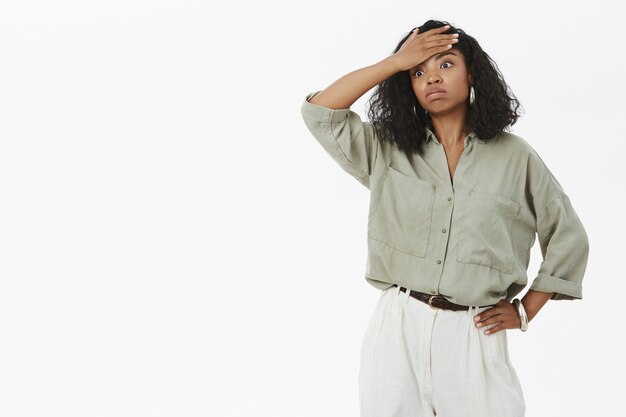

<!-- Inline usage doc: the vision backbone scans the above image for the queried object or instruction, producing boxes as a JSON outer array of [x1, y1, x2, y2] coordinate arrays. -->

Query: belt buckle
[[428, 295, 446, 309]]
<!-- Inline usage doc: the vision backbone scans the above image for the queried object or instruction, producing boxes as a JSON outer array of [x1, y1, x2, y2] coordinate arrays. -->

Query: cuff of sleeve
[[529, 274, 582, 300], [301, 90, 351, 124]]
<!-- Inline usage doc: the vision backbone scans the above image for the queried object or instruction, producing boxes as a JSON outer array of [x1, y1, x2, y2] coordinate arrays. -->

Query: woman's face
[[409, 48, 472, 115]]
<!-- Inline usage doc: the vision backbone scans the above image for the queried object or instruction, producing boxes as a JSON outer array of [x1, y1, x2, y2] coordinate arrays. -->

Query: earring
[[415, 104, 429, 118], [469, 86, 476, 105]]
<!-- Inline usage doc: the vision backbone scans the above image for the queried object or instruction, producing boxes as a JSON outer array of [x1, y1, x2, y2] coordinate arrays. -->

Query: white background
[[0, 1, 624, 416]]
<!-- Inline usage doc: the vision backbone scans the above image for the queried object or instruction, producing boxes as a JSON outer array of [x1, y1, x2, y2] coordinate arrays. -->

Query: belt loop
[[403, 287, 411, 305], [395, 284, 402, 297]]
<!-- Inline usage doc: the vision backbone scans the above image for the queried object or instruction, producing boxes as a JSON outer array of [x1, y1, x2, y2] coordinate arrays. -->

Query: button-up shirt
[[300, 90, 590, 306]]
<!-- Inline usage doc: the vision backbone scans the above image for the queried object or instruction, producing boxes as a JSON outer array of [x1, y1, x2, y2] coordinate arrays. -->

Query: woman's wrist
[[521, 290, 554, 323]]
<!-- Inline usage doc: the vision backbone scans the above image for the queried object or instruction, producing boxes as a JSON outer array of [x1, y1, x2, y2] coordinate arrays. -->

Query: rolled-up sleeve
[[527, 151, 590, 300], [300, 90, 379, 189]]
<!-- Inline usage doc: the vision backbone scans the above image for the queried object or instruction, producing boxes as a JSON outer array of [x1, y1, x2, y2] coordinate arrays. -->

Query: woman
[[300, 19, 589, 417]]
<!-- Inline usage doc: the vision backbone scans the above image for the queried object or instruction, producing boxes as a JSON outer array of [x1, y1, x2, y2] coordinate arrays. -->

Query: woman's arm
[[521, 289, 554, 322], [307, 57, 400, 110], [308, 25, 458, 109]]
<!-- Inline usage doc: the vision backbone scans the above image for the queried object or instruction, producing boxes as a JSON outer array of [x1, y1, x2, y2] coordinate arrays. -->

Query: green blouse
[[301, 90, 590, 307]]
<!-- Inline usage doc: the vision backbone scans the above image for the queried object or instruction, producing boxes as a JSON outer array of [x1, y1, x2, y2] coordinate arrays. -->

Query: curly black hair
[[367, 19, 523, 157]]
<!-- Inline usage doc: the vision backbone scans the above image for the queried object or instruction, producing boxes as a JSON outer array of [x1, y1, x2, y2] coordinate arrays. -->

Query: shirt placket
[[430, 137, 473, 295]]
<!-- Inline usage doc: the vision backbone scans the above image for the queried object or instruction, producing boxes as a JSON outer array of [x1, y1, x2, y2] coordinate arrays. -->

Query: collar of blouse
[[425, 126, 487, 146]]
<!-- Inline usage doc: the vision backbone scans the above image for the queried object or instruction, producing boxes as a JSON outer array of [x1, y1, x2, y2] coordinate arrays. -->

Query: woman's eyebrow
[[413, 51, 457, 70]]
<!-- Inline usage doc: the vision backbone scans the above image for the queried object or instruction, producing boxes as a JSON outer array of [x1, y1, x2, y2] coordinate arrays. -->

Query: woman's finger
[[420, 38, 457, 53], [476, 312, 503, 327], [484, 322, 504, 335], [430, 25, 451, 35], [418, 25, 449, 39], [474, 305, 501, 323], [425, 34, 459, 46]]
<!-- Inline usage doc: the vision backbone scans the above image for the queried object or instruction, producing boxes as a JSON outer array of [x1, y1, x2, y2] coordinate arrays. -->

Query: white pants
[[359, 284, 525, 417]]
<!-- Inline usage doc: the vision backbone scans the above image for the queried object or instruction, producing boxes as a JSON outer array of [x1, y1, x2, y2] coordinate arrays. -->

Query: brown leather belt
[[393, 284, 495, 311]]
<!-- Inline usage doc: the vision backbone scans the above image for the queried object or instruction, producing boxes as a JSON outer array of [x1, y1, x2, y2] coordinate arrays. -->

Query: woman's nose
[[427, 73, 442, 84]]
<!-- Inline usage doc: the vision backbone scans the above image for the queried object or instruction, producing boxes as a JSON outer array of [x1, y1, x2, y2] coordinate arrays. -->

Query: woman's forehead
[[413, 50, 462, 69]]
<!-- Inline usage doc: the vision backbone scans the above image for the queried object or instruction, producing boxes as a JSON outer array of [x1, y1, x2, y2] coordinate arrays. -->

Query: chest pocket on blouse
[[455, 188, 521, 274], [367, 166, 435, 258]]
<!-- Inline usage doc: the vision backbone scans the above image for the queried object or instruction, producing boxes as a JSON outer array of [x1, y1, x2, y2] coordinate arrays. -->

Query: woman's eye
[[413, 61, 453, 77]]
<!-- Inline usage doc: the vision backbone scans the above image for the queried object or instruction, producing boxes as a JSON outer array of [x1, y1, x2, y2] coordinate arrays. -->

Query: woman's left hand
[[473, 300, 521, 335]]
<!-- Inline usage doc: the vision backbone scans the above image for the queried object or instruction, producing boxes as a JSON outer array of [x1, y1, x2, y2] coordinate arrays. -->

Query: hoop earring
[[469, 86, 476, 105], [414, 104, 429, 118]]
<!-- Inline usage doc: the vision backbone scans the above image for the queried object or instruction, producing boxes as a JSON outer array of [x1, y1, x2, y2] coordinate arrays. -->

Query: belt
[[393, 284, 494, 311]]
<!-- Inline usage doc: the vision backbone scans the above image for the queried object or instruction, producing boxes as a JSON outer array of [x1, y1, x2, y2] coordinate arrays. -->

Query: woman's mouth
[[427, 90, 447, 100]]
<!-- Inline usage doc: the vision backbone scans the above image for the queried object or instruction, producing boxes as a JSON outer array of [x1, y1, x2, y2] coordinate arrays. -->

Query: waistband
[[392, 284, 495, 311]]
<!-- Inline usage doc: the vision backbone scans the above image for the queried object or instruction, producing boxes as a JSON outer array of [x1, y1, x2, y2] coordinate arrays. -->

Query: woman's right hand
[[391, 25, 459, 72]]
